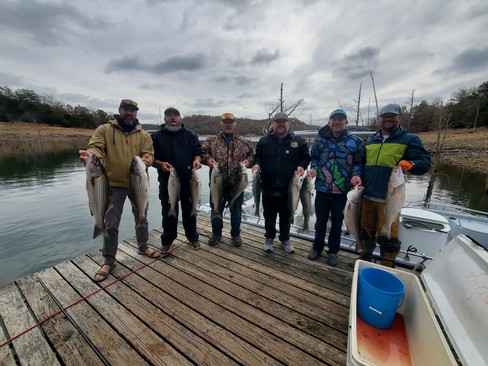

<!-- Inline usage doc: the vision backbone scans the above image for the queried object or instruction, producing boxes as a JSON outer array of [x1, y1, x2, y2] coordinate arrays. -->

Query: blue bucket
[[357, 267, 404, 329]]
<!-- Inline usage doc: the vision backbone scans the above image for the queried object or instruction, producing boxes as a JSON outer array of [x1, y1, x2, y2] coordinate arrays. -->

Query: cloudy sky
[[1, 0, 487, 125]]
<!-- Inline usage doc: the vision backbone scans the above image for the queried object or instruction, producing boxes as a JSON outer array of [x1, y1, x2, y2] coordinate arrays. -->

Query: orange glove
[[398, 160, 414, 172]]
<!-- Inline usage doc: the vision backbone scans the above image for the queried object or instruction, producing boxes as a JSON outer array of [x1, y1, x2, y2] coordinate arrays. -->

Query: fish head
[[130, 155, 146, 175], [86, 154, 105, 178]]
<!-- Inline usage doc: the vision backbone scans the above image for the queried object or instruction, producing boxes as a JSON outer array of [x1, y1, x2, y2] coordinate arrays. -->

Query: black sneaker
[[232, 235, 242, 247], [308, 248, 321, 260], [208, 234, 222, 246], [327, 254, 338, 267], [190, 240, 201, 250], [161, 243, 173, 254]]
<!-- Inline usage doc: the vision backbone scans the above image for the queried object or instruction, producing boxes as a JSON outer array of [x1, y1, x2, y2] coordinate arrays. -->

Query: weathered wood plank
[[118, 241, 347, 364], [36, 266, 150, 365], [53, 260, 191, 366], [73, 254, 240, 366], [16, 276, 103, 366], [0, 281, 60, 366], [114, 244, 337, 365], [87, 251, 282, 366]]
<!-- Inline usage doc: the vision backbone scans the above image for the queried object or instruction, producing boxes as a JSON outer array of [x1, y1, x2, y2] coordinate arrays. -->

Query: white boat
[[198, 188, 488, 270], [347, 234, 488, 365]]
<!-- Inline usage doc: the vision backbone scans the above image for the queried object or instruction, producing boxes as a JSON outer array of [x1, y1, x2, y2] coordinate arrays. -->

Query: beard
[[122, 117, 134, 126], [166, 124, 182, 132]]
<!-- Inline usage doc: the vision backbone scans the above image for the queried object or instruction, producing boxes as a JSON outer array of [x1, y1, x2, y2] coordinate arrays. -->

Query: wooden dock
[[0, 212, 359, 365]]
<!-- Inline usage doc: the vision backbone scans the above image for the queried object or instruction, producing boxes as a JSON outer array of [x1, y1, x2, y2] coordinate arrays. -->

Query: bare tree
[[370, 70, 380, 117], [264, 83, 304, 134], [352, 82, 362, 127], [407, 89, 415, 130]]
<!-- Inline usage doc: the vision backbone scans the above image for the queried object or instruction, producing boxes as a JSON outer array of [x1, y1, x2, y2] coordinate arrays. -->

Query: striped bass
[[288, 173, 303, 222], [299, 175, 315, 231], [85, 153, 110, 238], [252, 170, 261, 217], [168, 167, 180, 218], [209, 162, 223, 220], [343, 184, 364, 252], [190, 169, 201, 217], [129, 156, 150, 228], [380, 168, 406, 239], [227, 162, 248, 208]]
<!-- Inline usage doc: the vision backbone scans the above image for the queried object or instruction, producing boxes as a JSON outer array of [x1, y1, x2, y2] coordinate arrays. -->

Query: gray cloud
[[332, 47, 381, 80], [450, 47, 488, 73], [251, 49, 281, 65], [106, 54, 207, 74], [0, 1, 105, 46]]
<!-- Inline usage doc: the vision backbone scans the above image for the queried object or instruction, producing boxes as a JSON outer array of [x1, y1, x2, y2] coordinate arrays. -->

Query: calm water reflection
[[0, 149, 487, 285]]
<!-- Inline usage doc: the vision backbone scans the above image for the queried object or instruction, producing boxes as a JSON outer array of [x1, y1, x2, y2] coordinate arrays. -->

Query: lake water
[[1, 149, 487, 285]]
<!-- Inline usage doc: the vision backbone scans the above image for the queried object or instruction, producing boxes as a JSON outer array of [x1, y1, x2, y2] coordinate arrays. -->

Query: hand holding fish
[[296, 166, 305, 176], [141, 153, 150, 165], [206, 157, 216, 168], [307, 168, 317, 178], [157, 160, 172, 172], [243, 159, 250, 168], [398, 160, 415, 172], [79, 150, 91, 166], [351, 175, 362, 186], [251, 164, 260, 174], [192, 158, 202, 170]]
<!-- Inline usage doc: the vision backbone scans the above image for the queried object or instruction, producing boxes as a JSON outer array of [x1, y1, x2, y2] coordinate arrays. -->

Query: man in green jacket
[[79, 99, 157, 281], [360, 103, 431, 266]]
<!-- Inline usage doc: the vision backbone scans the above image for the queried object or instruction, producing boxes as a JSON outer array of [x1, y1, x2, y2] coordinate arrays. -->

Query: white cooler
[[347, 234, 488, 365]]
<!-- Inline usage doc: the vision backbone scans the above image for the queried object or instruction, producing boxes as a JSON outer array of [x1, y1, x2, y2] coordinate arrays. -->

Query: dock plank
[[0, 211, 361, 365], [16, 276, 103, 365], [0, 283, 60, 365]]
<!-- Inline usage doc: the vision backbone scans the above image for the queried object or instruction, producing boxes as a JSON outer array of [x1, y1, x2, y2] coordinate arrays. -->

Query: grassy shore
[[1, 122, 487, 175]]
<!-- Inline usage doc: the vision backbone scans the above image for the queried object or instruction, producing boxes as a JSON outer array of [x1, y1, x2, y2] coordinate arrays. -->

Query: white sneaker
[[263, 238, 273, 252], [280, 240, 294, 253]]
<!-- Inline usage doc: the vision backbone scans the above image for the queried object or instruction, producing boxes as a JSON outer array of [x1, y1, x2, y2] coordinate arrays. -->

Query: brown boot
[[380, 250, 399, 267]]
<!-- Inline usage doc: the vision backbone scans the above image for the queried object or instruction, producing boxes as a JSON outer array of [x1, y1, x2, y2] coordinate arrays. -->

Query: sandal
[[138, 248, 161, 258], [93, 263, 116, 282]]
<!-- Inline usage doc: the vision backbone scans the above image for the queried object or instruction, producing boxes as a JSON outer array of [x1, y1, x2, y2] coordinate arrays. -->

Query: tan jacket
[[87, 120, 154, 188]]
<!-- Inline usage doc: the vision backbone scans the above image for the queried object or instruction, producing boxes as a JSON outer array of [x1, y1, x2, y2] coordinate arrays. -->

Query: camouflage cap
[[119, 99, 139, 110]]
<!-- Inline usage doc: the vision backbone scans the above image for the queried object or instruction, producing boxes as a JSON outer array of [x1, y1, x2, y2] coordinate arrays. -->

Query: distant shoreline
[[1, 122, 487, 176]]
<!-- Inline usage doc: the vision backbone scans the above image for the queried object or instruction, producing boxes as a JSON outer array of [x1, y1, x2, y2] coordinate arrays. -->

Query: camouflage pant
[[360, 197, 401, 264]]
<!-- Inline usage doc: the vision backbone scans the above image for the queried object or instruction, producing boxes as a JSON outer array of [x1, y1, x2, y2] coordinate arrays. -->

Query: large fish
[[129, 155, 150, 228], [209, 162, 223, 220], [379, 168, 407, 239], [167, 167, 181, 218], [299, 175, 315, 231], [85, 153, 110, 238], [288, 172, 303, 222], [190, 169, 201, 217], [227, 162, 248, 208], [252, 169, 261, 217], [343, 184, 364, 253]]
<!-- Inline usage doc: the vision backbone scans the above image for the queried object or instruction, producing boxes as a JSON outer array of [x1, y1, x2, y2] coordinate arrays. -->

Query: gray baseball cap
[[380, 104, 401, 116]]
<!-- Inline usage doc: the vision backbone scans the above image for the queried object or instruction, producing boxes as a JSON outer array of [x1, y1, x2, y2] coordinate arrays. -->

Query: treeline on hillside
[[0, 86, 110, 128], [145, 115, 315, 136], [1, 81, 487, 133]]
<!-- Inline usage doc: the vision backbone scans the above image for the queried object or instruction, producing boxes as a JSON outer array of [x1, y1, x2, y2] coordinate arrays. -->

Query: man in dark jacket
[[251, 112, 311, 253], [152, 107, 203, 253], [307, 109, 363, 266], [361, 103, 430, 266]]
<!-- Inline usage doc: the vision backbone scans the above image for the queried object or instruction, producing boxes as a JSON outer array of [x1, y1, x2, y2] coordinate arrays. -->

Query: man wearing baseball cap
[[307, 108, 363, 266], [251, 111, 311, 254], [79, 99, 156, 281], [359, 103, 430, 267], [202, 113, 255, 247]]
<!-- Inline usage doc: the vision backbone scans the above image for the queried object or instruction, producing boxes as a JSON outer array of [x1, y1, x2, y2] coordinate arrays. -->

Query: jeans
[[103, 187, 149, 265], [312, 191, 347, 255], [210, 187, 244, 237], [262, 193, 291, 241]]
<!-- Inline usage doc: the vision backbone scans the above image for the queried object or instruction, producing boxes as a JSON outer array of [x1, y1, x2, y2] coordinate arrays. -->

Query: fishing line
[[0, 219, 212, 349]]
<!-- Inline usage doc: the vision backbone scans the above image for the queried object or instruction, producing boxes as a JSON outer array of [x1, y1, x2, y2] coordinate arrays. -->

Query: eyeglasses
[[221, 113, 235, 121]]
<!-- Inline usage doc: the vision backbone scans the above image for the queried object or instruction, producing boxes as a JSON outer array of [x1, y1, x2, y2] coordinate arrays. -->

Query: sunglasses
[[221, 113, 235, 121]]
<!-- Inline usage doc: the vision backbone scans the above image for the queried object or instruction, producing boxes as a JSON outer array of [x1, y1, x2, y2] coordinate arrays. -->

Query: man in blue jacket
[[251, 112, 311, 253], [361, 103, 430, 266], [307, 109, 363, 266]]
